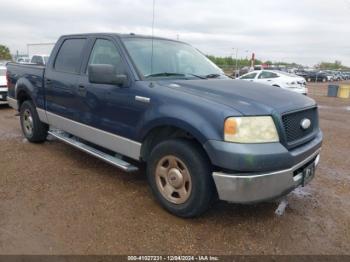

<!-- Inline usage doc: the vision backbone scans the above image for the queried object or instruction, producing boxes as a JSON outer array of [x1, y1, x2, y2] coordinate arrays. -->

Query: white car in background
[[0, 66, 8, 102], [239, 70, 308, 95]]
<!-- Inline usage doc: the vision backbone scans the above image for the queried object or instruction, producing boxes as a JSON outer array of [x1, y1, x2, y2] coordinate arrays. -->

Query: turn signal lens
[[224, 117, 237, 135]]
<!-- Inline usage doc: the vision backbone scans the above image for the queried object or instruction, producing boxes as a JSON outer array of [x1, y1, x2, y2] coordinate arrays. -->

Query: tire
[[147, 138, 216, 218], [20, 100, 48, 143]]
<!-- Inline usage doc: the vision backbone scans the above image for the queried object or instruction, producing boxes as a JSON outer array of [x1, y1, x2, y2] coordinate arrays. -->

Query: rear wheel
[[147, 139, 216, 217], [20, 101, 48, 143]]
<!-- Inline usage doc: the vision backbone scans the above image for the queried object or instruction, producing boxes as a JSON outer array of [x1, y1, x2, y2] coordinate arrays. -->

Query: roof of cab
[[59, 32, 185, 44]]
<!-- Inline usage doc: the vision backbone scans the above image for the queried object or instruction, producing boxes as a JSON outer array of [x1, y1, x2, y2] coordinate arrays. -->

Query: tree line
[[207, 55, 349, 71], [0, 44, 12, 60]]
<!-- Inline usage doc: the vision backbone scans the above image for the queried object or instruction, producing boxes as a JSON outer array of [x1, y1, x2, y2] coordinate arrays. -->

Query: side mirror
[[88, 64, 128, 86]]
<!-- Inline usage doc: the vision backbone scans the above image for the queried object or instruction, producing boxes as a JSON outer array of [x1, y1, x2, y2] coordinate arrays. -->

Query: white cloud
[[0, 0, 349, 66]]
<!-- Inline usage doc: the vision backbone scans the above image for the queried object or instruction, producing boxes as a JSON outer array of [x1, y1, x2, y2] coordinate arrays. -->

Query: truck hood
[[159, 79, 316, 115]]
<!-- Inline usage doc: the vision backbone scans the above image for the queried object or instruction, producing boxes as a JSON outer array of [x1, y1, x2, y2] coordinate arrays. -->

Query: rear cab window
[[54, 38, 87, 74], [31, 56, 44, 65]]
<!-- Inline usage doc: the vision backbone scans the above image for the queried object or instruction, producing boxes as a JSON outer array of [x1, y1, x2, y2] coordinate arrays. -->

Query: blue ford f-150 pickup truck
[[6, 33, 322, 217]]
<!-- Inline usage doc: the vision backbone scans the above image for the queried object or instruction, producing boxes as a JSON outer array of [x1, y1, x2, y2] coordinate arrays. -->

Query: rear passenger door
[[256, 71, 279, 85], [45, 38, 87, 122]]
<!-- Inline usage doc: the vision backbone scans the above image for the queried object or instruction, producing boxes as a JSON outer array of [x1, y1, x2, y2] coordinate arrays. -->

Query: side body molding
[[43, 110, 141, 160]]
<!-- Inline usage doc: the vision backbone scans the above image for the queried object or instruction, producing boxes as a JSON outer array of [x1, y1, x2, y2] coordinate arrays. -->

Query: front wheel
[[147, 139, 216, 218], [20, 101, 48, 143]]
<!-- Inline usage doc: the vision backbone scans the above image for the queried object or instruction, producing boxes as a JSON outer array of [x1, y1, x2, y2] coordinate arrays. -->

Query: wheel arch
[[15, 78, 36, 109], [140, 122, 210, 162]]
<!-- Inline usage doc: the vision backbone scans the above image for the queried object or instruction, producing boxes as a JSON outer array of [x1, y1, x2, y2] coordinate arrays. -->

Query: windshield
[[0, 69, 5, 76], [122, 38, 223, 79]]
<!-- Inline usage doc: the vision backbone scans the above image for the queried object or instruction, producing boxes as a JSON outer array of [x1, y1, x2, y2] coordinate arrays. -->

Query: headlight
[[224, 116, 279, 143]]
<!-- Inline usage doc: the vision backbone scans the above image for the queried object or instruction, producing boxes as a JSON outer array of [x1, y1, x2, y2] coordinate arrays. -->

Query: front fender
[[139, 104, 224, 144]]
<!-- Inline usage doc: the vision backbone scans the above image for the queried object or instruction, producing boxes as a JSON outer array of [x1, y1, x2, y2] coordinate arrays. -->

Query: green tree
[[0, 44, 12, 60], [317, 61, 349, 70]]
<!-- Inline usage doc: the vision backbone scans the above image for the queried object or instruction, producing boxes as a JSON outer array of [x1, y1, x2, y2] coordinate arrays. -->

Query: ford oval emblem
[[300, 118, 311, 130]]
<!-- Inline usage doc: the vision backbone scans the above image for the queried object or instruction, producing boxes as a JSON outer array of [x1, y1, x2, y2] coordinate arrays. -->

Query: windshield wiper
[[204, 73, 222, 79], [185, 73, 207, 79], [145, 72, 220, 80], [145, 72, 186, 78]]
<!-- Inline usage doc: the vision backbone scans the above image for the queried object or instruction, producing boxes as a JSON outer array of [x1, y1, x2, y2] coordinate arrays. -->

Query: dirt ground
[[0, 82, 349, 255]]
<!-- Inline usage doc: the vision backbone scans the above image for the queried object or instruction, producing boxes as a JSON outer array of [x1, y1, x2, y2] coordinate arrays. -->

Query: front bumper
[[213, 149, 321, 203], [286, 86, 308, 94], [204, 130, 322, 172]]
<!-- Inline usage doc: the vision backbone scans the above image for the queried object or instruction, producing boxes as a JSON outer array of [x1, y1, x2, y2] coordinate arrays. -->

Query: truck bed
[[6, 62, 46, 105]]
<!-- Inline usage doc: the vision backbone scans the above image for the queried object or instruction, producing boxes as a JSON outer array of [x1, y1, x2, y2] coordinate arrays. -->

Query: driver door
[[77, 38, 143, 139]]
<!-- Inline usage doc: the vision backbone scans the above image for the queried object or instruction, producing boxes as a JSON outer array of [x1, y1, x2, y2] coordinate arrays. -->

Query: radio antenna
[[150, 0, 156, 76]]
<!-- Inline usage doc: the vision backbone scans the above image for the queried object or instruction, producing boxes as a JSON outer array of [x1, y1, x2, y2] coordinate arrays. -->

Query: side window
[[87, 39, 123, 73], [270, 72, 279, 78], [241, 73, 257, 79], [258, 71, 269, 79], [54, 38, 86, 74], [259, 71, 279, 79]]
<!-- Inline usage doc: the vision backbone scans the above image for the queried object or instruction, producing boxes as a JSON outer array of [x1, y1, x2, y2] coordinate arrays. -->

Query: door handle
[[78, 85, 85, 89], [45, 79, 52, 89]]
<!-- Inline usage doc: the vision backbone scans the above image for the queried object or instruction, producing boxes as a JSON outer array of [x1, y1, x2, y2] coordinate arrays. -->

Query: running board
[[48, 130, 138, 172]]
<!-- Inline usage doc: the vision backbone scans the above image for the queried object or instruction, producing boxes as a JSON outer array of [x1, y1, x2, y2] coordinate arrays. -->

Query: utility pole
[[235, 48, 238, 77], [233, 48, 238, 78]]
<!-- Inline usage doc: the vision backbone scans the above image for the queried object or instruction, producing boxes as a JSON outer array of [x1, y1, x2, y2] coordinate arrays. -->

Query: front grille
[[282, 107, 318, 144]]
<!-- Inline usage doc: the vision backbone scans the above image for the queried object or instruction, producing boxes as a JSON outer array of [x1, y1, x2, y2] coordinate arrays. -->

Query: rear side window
[[258, 71, 279, 79], [54, 38, 86, 74]]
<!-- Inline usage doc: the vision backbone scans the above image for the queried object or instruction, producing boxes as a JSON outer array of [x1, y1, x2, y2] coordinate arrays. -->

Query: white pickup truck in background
[[0, 66, 7, 102]]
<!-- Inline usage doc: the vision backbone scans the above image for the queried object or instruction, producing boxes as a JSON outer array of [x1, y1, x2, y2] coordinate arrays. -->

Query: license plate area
[[302, 163, 315, 186]]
